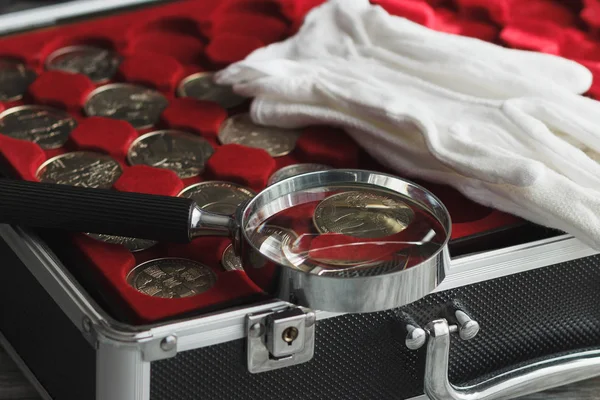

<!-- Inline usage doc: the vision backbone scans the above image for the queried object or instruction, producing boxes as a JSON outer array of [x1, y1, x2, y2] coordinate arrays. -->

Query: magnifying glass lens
[[244, 184, 446, 277]]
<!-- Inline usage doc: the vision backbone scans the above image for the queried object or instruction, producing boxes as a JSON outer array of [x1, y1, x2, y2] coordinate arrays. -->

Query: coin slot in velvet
[[433, 10, 499, 41], [558, 30, 600, 62], [371, 0, 436, 27], [43, 35, 119, 55], [205, 144, 276, 191], [113, 165, 184, 197], [277, 0, 326, 23], [499, 21, 564, 54], [506, 0, 577, 27], [117, 51, 184, 92], [210, 14, 289, 44], [118, 237, 264, 322], [69, 117, 138, 159], [295, 126, 360, 168], [128, 16, 204, 37], [28, 70, 95, 110], [73, 233, 136, 269], [213, 0, 283, 19], [582, 1, 600, 33], [127, 32, 205, 66], [161, 98, 227, 138], [0, 36, 51, 69], [205, 34, 265, 67], [0, 135, 46, 181]]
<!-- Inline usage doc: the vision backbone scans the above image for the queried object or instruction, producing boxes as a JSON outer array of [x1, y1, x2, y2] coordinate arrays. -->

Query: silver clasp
[[246, 307, 316, 373]]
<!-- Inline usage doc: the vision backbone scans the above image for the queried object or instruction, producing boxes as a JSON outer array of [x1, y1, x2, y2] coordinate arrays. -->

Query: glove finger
[[365, 5, 592, 94], [501, 98, 600, 189]]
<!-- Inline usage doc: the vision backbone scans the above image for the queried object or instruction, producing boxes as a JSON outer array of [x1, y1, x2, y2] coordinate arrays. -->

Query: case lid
[[0, 0, 163, 36]]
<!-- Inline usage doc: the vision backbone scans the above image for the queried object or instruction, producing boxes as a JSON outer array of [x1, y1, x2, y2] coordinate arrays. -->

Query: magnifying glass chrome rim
[[236, 169, 452, 313]]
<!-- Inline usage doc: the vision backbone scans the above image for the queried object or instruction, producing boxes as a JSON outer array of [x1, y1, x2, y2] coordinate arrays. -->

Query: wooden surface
[[2, 345, 600, 399]]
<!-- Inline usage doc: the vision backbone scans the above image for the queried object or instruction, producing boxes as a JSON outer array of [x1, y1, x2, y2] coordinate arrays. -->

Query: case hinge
[[246, 306, 316, 373]]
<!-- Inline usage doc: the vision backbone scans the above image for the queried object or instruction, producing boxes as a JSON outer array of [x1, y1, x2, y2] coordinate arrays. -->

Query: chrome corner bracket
[[246, 306, 316, 373]]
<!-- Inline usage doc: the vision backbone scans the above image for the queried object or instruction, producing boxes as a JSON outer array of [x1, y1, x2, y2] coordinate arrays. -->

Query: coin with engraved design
[[178, 181, 255, 215], [177, 72, 246, 109], [127, 258, 217, 298], [86, 233, 156, 252], [127, 130, 214, 179], [218, 113, 301, 157], [0, 58, 36, 101], [45, 45, 121, 83], [313, 191, 415, 238], [36, 151, 122, 189], [84, 83, 168, 129], [0, 105, 76, 149], [249, 225, 299, 268], [267, 163, 331, 185], [221, 244, 243, 272]]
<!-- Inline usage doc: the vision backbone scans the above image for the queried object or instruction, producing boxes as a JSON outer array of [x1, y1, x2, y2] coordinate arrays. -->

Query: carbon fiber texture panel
[[151, 254, 600, 400]]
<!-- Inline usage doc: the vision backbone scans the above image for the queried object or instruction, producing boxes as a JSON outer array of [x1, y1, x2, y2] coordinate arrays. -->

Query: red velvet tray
[[1, 0, 593, 324]]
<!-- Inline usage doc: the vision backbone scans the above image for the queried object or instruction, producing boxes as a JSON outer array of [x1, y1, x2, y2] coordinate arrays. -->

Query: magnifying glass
[[0, 170, 451, 313]]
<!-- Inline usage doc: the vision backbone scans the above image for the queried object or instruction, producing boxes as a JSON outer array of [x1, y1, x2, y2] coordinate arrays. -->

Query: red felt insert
[[582, 0, 600, 32], [371, 0, 436, 27], [161, 98, 228, 138], [508, 0, 577, 27], [69, 117, 138, 159], [500, 21, 564, 54], [28, 71, 95, 110], [433, 9, 499, 41], [40, 35, 121, 62], [296, 126, 360, 168], [0, 0, 549, 324], [205, 144, 276, 191], [210, 13, 289, 44], [205, 33, 265, 67], [128, 33, 205, 66], [454, 0, 508, 23], [0, 136, 46, 181], [117, 51, 184, 92], [276, 0, 326, 22], [127, 16, 205, 37], [560, 29, 600, 62], [113, 165, 184, 197], [212, 0, 281, 17]]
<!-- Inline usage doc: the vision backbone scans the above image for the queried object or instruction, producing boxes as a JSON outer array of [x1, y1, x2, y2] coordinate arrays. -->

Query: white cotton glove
[[215, 0, 600, 249], [234, 0, 592, 97]]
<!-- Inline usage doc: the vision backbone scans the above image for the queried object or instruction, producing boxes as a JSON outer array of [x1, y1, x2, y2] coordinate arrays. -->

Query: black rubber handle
[[0, 179, 195, 243]]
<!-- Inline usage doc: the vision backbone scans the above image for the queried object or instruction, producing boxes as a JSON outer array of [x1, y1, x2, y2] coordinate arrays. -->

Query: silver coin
[[126, 258, 217, 298], [313, 191, 415, 238], [36, 151, 122, 189], [84, 83, 168, 129], [86, 233, 157, 252], [267, 163, 332, 185], [218, 113, 301, 157], [0, 58, 36, 101], [0, 105, 76, 149], [221, 244, 243, 271], [127, 130, 214, 179], [178, 181, 255, 215], [250, 225, 299, 267], [45, 45, 121, 83], [177, 72, 246, 109]]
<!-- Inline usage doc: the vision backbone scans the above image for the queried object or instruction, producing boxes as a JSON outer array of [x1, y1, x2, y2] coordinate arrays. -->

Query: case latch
[[246, 307, 315, 373]]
